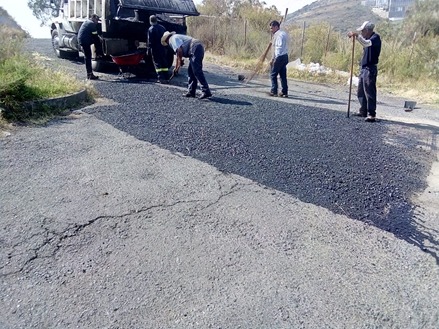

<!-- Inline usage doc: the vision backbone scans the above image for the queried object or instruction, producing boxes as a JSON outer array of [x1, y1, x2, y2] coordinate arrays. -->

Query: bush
[[0, 25, 26, 61], [188, 3, 439, 104], [0, 25, 86, 122]]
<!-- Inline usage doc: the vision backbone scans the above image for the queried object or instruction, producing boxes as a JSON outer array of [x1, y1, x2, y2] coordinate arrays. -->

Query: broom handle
[[282, 8, 288, 24], [347, 36, 355, 118]]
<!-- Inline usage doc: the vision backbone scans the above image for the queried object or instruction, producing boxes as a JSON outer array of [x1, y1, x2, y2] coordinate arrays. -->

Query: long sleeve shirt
[[77, 19, 99, 46], [272, 30, 288, 59]]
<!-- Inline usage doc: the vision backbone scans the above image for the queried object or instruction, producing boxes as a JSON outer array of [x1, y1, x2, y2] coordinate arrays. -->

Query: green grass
[[0, 26, 87, 123]]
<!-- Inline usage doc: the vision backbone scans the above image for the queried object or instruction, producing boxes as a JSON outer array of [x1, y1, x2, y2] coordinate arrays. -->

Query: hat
[[161, 31, 175, 46], [357, 21, 375, 31], [150, 15, 157, 25]]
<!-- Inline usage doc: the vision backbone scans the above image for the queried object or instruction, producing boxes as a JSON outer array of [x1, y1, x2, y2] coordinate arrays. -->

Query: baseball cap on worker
[[161, 31, 176, 46], [357, 21, 375, 31]]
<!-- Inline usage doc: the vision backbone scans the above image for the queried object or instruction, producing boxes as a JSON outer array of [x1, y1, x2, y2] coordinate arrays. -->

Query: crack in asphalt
[[0, 177, 250, 277]]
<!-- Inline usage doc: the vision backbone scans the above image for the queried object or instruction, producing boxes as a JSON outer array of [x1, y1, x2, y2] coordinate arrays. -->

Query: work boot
[[184, 92, 196, 98], [353, 109, 367, 117], [198, 91, 212, 99], [365, 115, 376, 122], [87, 73, 99, 80]]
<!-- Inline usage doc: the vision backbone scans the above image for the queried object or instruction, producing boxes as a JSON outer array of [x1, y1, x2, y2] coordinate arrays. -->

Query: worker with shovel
[[161, 31, 212, 99], [348, 21, 382, 122]]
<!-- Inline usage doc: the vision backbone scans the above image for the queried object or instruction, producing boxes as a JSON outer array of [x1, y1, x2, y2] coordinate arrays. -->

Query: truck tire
[[92, 59, 107, 72], [51, 30, 79, 59]]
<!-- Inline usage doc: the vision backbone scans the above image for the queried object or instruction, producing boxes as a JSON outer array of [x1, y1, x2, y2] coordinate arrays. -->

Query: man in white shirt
[[269, 20, 289, 98]]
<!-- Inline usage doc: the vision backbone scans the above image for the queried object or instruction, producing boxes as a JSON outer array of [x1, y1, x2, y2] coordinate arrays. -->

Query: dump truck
[[50, 0, 199, 72]]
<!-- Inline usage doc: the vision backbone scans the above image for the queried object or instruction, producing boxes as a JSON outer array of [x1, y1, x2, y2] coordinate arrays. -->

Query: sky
[[0, 0, 314, 38]]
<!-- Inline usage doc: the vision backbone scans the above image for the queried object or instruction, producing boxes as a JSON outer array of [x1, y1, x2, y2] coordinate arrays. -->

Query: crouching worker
[[78, 14, 104, 80], [161, 31, 212, 99]]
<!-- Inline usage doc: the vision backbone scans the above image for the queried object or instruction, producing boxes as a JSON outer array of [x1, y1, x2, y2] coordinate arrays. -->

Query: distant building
[[388, 0, 415, 20], [362, 0, 415, 20], [376, 0, 388, 7], [362, 0, 377, 6]]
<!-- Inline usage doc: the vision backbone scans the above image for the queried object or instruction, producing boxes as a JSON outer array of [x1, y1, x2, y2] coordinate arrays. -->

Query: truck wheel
[[51, 30, 79, 59], [92, 59, 107, 72]]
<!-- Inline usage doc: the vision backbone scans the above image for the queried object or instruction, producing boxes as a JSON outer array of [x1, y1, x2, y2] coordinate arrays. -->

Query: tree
[[199, 0, 230, 16], [27, 0, 61, 24]]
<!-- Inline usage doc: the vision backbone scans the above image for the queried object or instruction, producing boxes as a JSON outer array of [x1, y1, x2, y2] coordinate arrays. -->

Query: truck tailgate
[[119, 0, 199, 16]]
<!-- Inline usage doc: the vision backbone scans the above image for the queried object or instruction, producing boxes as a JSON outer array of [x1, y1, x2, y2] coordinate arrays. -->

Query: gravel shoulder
[[1, 39, 438, 328]]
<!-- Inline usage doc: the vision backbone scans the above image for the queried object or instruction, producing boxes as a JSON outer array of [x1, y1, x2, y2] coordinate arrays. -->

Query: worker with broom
[[269, 20, 289, 98], [348, 21, 381, 122]]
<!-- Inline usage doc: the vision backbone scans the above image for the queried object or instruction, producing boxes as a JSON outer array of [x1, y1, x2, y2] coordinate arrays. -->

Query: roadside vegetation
[[189, 0, 439, 104], [1, 0, 438, 127], [0, 25, 85, 124]]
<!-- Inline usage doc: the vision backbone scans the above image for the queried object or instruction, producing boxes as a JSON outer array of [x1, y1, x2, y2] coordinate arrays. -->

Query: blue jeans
[[187, 41, 210, 94], [270, 54, 288, 95], [357, 66, 378, 117], [81, 43, 93, 74]]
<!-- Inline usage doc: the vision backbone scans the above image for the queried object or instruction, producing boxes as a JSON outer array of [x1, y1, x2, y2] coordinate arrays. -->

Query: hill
[[0, 7, 29, 37], [286, 0, 385, 32]]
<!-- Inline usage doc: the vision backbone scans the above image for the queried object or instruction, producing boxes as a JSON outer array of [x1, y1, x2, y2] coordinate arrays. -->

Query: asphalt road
[[1, 39, 439, 328]]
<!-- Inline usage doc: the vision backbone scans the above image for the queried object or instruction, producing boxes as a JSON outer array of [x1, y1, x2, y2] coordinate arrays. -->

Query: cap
[[161, 31, 176, 46], [357, 21, 375, 31]]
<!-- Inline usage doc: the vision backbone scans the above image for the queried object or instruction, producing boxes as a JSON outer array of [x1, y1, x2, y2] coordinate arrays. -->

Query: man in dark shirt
[[78, 14, 103, 80], [148, 15, 169, 83], [348, 21, 381, 122]]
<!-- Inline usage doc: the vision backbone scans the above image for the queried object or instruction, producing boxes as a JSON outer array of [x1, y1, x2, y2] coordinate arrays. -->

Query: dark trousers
[[151, 47, 169, 81], [357, 66, 378, 117], [270, 54, 288, 95], [187, 42, 210, 94], [81, 44, 93, 75]]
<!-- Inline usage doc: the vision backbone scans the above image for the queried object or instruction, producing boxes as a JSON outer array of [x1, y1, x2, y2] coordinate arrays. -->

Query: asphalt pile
[[89, 81, 435, 254]]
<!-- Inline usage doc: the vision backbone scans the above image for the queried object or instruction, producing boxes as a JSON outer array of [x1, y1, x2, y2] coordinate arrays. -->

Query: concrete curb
[[23, 88, 89, 113]]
